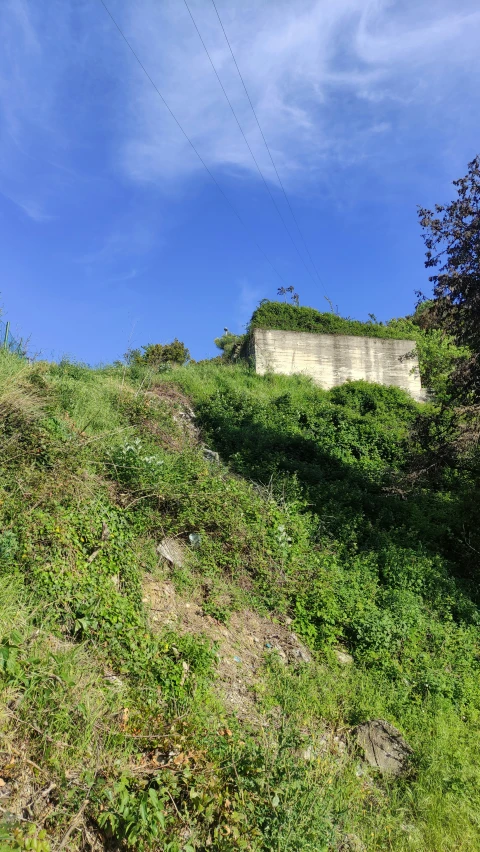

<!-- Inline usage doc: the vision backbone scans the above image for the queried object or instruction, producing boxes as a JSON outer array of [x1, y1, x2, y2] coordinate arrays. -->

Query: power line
[[209, 0, 332, 306], [183, 0, 319, 292], [99, 0, 291, 288]]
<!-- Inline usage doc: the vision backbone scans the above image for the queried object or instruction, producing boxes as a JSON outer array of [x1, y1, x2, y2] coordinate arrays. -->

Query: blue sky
[[1, 0, 479, 363]]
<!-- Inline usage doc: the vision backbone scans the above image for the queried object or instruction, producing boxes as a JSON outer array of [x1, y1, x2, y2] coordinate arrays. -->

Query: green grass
[[1, 350, 480, 850]]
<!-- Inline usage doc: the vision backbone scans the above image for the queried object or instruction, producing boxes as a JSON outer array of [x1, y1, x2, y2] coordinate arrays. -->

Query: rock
[[203, 448, 220, 463], [290, 634, 312, 663], [103, 671, 123, 686], [271, 644, 287, 663], [334, 649, 354, 665], [180, 660, 189, 686], [157, 537, 186, 568], [301, 745, 316, 761], [0, 779, 11, 799], [188, 533, 202, 549], [291, 645, 311, 664], [339, 833, 366, 851], [354, 719, 413, 776]]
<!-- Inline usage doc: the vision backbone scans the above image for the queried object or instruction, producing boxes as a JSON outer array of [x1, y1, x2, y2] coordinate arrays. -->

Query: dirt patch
[[143, 575, 312, 725], [0, 744, 57, 831], [149, 385, 199, 444]]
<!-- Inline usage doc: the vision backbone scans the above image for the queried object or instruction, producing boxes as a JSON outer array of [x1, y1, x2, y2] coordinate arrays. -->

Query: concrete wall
[[252, 328, 425, 401]]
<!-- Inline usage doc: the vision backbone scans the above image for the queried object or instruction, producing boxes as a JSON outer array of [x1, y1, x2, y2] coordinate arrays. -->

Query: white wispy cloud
[[0, 0, 479, 220], [115, 0, 480, 186], [0, 185, 53, 222]]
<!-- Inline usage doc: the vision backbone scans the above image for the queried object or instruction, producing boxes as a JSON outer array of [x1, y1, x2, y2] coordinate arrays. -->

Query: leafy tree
[[418, 155, 480, 400]]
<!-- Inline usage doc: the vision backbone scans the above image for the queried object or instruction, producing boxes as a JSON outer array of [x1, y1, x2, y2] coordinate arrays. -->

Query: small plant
[[202, 596, 231, 625], [98, 776, 176, 850], [106, 437, 164, 486], [0, 824, 51, 852], [0, 531, 18, 568]]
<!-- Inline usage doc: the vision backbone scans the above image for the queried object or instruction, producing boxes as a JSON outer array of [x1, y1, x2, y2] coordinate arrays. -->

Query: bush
[[125, 340, 190, 369], [214, 332, 247, 361]]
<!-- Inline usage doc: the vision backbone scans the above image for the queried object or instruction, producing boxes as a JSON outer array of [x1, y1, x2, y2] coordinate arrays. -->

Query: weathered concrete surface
[[252, 328, 425, 401]]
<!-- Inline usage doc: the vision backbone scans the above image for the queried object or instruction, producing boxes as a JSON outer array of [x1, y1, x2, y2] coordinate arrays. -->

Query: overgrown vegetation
[[217, 299, 467, 400], [248, 300, 419, 339], [1, 336, 479, 850], [213, 332, 246, 361]]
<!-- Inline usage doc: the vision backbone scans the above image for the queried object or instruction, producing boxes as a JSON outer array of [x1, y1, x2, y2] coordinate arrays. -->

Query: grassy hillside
[[1, 350, 480, 850]]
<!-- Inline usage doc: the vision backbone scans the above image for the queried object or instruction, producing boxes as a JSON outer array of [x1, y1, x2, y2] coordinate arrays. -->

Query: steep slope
[[1, 351, 479, 851]]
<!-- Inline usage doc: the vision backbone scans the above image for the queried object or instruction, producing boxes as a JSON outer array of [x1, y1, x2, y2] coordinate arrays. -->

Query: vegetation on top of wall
[[242, 300, 468, 400], [248, 300, 420, 339]]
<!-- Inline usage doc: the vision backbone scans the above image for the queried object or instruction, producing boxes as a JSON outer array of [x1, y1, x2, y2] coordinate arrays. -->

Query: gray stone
[[188, 532, 202, 549], [0, 779, 11, 799], [339, 834, 366, 852], [334, 649, 354, 665], [301, 745, 316, 761], [291, 645, 311, 664], [203, 448, 220, 463], [289, 634, 312, 663], [354, 719, 413, 776], [103, 671, 123, 686], [157, 537, 186, 568]]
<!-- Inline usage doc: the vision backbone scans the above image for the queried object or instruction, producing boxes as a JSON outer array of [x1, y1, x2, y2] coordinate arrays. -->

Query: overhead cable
[[183, 0, 319, 291], [209, 0, 332, 305], [99, 0, 292, 287]]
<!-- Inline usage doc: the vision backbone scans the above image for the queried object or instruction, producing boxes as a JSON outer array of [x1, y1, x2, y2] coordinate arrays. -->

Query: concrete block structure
[[251, 328, 425, 401]]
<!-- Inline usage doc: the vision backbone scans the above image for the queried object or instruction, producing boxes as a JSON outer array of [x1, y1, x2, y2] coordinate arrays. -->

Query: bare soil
[[142, 574, 312, 725]]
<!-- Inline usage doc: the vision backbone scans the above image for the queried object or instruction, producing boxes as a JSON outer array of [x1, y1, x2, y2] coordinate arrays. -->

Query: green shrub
[[98, 776, 177, 851], [105, 437, 165, 487], [125, 340, 190, 368], [214, 332, 247, 361], [248, 300, 417, 339]]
